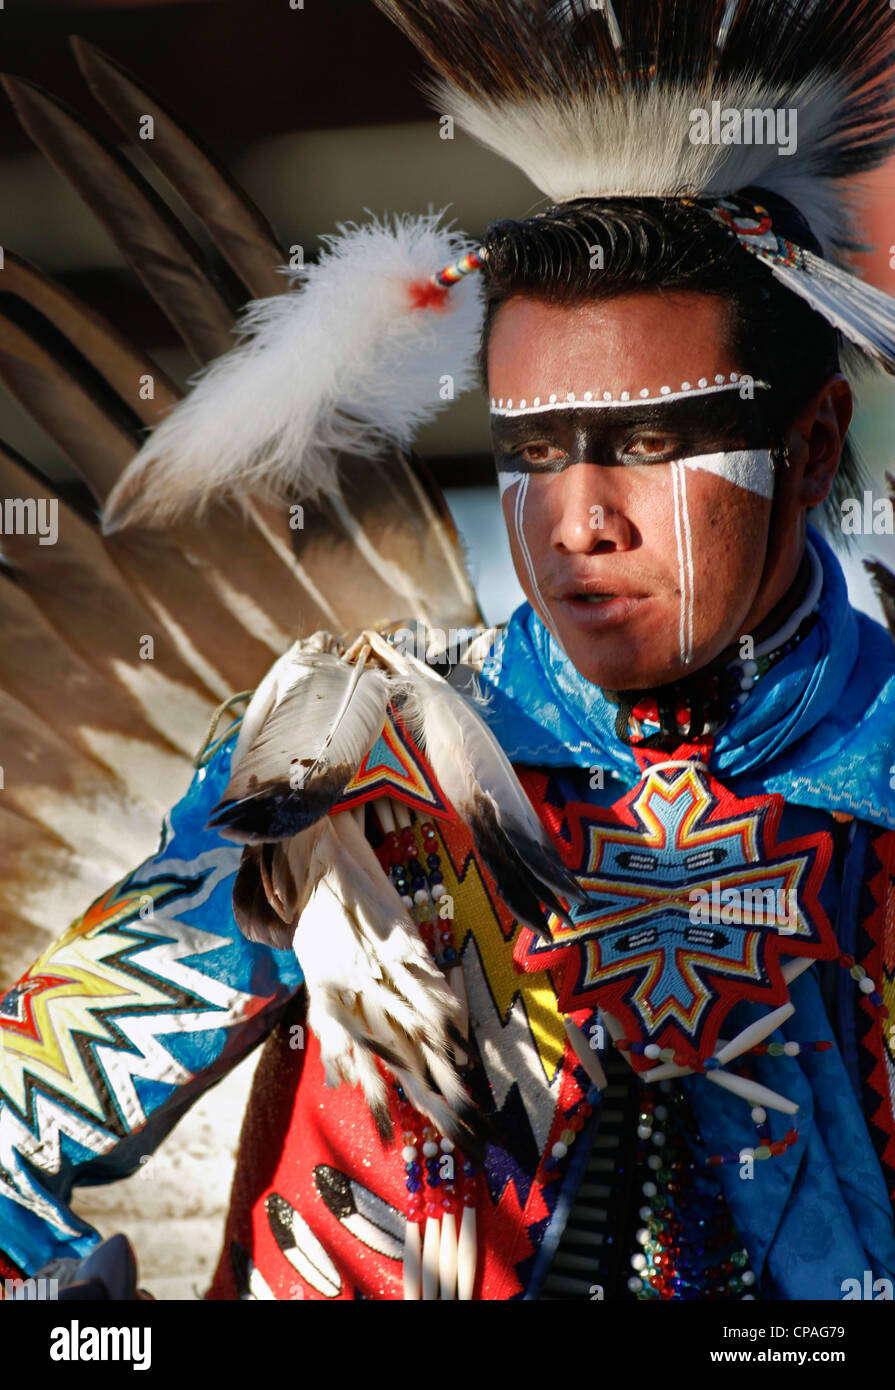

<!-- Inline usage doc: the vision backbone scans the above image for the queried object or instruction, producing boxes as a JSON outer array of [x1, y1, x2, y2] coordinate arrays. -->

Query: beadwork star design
[[516, 762, 836, 1062]]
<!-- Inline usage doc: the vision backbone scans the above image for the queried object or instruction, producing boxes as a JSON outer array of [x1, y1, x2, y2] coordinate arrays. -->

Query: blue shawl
[[477, 528, 895, 832], [477, 527, 895, 1299]]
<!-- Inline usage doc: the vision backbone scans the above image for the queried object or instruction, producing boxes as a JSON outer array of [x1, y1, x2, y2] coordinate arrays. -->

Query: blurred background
[[1, 0, 893, 1296]]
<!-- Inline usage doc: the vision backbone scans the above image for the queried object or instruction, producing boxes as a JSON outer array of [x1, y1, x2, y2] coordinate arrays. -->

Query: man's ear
[[787, 375, 853, 508]]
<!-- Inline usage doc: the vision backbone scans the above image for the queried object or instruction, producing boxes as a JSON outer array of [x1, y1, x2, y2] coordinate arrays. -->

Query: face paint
[[498, 469, 566, 650], [681, 449, 774, 499], [671, 460, 695, 666], [489, 375, 766, 416], [490, 383, 774, 478], [492, 375, 776, 673]]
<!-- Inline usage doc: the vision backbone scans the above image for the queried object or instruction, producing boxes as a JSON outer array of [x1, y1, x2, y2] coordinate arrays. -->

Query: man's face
[[487, 292, 783, 690]]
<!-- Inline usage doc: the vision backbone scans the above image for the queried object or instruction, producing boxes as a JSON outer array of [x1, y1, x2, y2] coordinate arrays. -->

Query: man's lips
[[551, 581, 649, 630], [553, 578, 650, 601]]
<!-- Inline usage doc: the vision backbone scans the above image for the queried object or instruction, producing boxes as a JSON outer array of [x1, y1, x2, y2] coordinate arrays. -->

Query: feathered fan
[[214, 631, 587, 1141]]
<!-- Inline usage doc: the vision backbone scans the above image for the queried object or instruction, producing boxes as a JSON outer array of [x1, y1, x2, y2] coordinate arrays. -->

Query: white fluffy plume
[[102, 211, 484, 530]]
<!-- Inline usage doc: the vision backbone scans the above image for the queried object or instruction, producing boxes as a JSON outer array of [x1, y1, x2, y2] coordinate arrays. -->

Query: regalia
[[0, 0, 894, 1301]]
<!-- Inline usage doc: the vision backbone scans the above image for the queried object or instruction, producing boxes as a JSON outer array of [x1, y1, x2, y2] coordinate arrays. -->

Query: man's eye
[[624, 434, 676, 456], [520, 443, 566, 465]]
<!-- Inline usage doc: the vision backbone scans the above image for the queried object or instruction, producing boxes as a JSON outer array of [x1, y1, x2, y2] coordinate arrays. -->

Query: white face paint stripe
[[515, 473, 550, 623], [498, 470, 564, 647], [678, 463, 695, 665], [671, 462, 688, 667], [489, 381, 770, 416], [682, 450, 774, 499], [497, 469, 522, 498]]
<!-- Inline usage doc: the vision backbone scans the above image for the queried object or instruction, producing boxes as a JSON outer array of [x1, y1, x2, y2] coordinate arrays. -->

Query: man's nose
[[549, 463, 635, 553]]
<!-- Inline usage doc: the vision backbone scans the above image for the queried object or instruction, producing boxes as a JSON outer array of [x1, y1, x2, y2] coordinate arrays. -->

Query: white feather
[[231, 634, 337, 771], [292, 814, 466, 1135], [216, 644, 390, 842], [102, 211, 484, 530], [229, 639, 316, 772], [366, 632, 584, 915]]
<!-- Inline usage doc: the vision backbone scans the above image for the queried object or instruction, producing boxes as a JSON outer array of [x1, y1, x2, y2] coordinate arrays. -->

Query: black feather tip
[[469, 793, 587, 941], [231, 844, 294, 950], [207, 761, 356, 843]]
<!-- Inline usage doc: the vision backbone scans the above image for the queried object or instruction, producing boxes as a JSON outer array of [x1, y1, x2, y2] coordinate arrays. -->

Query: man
[[0, 0, 894, 1302], [455, 193, 895, 1299]]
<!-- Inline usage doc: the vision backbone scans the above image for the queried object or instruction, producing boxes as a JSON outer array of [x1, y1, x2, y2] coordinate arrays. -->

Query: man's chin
[[553, 623, 687, 692]]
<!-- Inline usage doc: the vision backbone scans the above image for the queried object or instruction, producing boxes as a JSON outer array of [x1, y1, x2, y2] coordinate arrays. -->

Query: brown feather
[[71, 37, 287, 302], [0, 442, 218, 750], [0, 310, 141, 500], [0, 250, 181, 426], [232, 845, 296, 951], [0, 578, 187, 795], [1, 74, 237, 364], [864, 558, 895, 644]]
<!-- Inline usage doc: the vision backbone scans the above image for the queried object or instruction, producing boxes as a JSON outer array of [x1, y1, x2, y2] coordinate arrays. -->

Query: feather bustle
[[209, 650, 389, 841]]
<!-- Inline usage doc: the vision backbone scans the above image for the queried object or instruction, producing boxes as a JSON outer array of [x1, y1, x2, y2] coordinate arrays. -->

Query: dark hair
[[477, 193, 861, 536]]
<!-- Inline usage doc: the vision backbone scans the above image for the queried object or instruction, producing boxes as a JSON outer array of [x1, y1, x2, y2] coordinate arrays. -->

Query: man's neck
[[603, 545, 820, 748]]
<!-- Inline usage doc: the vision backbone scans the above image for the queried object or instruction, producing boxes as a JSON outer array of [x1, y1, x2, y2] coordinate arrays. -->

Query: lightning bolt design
[[0, 843, 295, 1236]]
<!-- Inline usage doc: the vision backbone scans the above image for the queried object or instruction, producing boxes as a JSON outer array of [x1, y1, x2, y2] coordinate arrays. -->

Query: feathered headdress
[[376, 0, 895, 256], [374, 0, 895, 372], [103, 0, 895, 532]]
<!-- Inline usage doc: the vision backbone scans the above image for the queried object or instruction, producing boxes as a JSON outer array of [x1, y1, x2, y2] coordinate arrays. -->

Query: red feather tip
[[407, 278, 451, 311]]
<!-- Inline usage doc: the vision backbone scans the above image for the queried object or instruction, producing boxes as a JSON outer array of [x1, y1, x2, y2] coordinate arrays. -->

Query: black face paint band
[[490, 386, 774, 475]]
